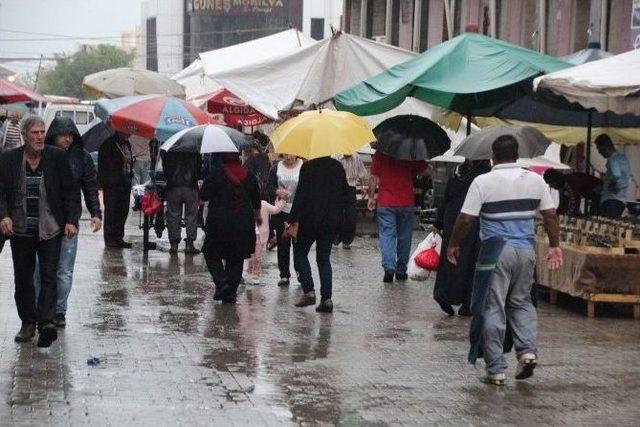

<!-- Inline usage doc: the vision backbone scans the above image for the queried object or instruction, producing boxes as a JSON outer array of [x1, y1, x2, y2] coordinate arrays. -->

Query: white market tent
[[534, 49, 640, 116], [207, 32, 436, 124], [172, 29, 316, 101]]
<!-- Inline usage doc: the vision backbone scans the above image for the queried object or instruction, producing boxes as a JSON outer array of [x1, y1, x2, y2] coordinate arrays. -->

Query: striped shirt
[[461, 163, 555, 249], [338, 154, 368, 187], [1, 121, 22, 151], [25, 161, 43, 236]]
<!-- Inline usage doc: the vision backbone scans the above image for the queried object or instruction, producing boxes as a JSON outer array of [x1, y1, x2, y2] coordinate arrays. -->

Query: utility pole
[[33, 54, 44, 90]]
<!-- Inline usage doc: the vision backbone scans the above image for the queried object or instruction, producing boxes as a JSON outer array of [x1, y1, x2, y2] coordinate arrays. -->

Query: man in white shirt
[[446, 135, 563, 385]]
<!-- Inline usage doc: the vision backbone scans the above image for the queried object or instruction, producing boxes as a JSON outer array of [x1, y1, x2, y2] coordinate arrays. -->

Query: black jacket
[[98, 134, 133, 189], [288, 157, 349, 237], [45, 117, 102, 219], [0, 145, 81, 229], [160, 151, 201, 189]]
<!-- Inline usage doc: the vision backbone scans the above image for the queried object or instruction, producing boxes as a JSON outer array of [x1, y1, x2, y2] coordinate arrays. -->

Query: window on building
[[367, 0, 387, 38], [311, 18, 325, 40], [146, 17, 158, 72], [390, 0, 400, 45], [418, 0, 430, 51]]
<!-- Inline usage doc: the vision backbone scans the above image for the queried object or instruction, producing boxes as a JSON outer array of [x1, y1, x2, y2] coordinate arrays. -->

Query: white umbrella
[[160, 124, 250, 154], [534, 49, 640, 115], [83, 68, 185, 99]]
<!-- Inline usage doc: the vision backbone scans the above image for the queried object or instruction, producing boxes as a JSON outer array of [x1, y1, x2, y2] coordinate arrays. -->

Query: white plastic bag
[[407, 232, 442, 281]]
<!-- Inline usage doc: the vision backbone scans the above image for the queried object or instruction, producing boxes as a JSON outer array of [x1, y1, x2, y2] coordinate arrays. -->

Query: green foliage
[[37, 44, 134, 99]]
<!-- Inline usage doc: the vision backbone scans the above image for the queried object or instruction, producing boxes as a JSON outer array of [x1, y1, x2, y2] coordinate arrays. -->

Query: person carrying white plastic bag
[[407, 232, 442, 281]]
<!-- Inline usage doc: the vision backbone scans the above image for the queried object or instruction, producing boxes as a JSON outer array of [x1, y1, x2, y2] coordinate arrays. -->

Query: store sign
[[192, 0, 288, 14]]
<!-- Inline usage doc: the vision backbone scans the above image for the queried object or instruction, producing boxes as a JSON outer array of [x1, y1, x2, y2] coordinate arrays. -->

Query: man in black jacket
[[0, 115, 80, 347], [288, 156, 349, 313], [43, 117, 102, 327], [98, 131, 133, 248], [160, 151, 201, 254]]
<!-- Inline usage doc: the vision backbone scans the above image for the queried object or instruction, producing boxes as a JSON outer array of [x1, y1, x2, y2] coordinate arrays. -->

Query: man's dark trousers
[[11, 235, 62, 326], [103, 186, 131, 245]]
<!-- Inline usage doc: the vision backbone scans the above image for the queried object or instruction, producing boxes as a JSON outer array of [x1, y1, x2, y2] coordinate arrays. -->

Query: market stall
[[535, 216, 640, 319]]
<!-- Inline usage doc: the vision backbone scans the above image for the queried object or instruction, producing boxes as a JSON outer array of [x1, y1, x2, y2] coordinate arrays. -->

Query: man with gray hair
[[0, 114, 80, 347]]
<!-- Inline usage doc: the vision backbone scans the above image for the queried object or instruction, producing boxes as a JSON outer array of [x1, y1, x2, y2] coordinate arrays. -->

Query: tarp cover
[[534, 49, 640, 116], [333, 32, 570, 116]]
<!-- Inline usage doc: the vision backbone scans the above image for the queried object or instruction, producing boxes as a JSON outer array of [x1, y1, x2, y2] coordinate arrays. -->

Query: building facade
[[136, 0, 345, 75], [342, 0, 637, 55]]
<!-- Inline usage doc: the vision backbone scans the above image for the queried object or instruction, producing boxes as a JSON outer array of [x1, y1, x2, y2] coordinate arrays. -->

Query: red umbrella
[[205, 88, 271, 127], [0, 78, 47, 104]]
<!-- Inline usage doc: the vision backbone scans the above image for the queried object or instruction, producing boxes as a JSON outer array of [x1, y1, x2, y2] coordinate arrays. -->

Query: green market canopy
[[334, 32, 571, 117]]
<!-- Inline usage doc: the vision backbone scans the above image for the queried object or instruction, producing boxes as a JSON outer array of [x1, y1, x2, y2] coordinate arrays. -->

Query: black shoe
[[14, 323, 36, 343], [37, 324, 58, 348], [117, 241, 133, 248], [185, 242, 201, 255], [213, 285, 231, 301], [53, 314, 66, 328], [383, 270, 395, 283], [395, 272, 408, 282], [295, 291, 316, 307], [277, 278, 290, 287], [169, 244, 178, 254], [106, 241, 132, 249], [458, 305, 472, 316], [221, 294, 237, 304], [316, 299, 333, 313], [438, 302, 455, 316]]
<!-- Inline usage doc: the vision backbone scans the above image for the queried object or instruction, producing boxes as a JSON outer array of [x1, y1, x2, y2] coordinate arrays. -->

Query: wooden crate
[[544, 286, 640, 320]]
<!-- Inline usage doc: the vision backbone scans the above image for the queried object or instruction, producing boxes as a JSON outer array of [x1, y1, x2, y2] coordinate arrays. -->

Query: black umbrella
[[82, 121, 115, 153], [373, 115, 451, 161]]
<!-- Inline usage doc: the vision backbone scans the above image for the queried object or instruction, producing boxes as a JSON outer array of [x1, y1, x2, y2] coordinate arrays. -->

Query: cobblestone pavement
[[0, 216, 639, 426]]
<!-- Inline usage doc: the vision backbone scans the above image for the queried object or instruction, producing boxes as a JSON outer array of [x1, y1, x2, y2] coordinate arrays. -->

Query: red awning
[[0, 78, 47, 104]]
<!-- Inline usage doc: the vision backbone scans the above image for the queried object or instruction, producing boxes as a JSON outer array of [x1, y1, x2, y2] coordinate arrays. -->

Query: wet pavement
[[0, 215, 639, 426]]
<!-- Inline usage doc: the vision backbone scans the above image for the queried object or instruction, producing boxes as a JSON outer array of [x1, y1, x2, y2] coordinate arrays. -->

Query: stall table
[[535, 241, 640, 319]]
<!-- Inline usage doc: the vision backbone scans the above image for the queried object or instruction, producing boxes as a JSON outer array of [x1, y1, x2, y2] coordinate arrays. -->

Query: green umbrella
[[334, 33, 571, 117]]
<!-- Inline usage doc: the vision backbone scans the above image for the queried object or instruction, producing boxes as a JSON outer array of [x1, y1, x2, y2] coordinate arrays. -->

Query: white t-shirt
[[276, 159, 303, 214], [461, 163, 555, 249]]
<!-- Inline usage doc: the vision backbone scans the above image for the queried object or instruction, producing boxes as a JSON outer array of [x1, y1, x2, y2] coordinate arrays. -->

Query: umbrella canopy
[[372, 115, 450, 161], [561, 48, 614, 65], [83, 68, 185, 99], [205, 88, 271, 127], [334, 32, 570, 117], [452, 126, 550, 160], [534, 49, 640, 116], [82, 121, 115, 153], [95, 95, 211, 141], [271, 109, 375, 160], [0, 78, 47, 104], [160, 124, 250, 154], [430, 150, 570, 170]]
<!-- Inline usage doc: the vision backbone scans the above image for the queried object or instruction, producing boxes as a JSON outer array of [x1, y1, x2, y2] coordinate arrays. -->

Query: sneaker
[[37, 323, 58, 348], [481, 372, 506, 385], [383, 270, 394, 283], [316, 299, 333, 313], [515, 353, 537, 380], [53, 314, 66, 328], [14, 323, 36, 343], [277, 277, 290, 287], [295, 291, 316, 307], [395, 272, 408, 282]]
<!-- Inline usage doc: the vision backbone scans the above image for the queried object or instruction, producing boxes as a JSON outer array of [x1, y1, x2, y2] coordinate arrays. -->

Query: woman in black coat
[[200, 153, 261, 303], [432, 160, 491, 316]]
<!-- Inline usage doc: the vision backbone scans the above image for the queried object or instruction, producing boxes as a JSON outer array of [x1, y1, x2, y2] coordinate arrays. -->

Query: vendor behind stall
[[596, 134, 630, 219], [543, 170, 602, 216]]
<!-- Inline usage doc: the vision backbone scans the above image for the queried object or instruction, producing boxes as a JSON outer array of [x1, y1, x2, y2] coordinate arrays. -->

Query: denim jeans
[[376, 206, 415, 274], [294, 233, 334, 300], [482, 243, 537, 374], [34, 234, 78, 315]]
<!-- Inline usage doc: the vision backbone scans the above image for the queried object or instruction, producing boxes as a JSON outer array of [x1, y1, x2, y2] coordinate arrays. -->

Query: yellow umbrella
[[271, 109, 375, 159]]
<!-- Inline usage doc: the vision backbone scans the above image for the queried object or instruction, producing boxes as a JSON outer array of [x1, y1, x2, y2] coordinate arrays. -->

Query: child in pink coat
[[244, 199, 286, 284]]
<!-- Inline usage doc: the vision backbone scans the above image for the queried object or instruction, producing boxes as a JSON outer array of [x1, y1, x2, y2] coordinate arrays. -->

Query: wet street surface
[[0, 216, 639, 426]]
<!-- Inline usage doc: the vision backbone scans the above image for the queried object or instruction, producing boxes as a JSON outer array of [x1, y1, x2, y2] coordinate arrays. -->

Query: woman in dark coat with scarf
[[200, 153, 261, 303], [433, 160, 491, 316]]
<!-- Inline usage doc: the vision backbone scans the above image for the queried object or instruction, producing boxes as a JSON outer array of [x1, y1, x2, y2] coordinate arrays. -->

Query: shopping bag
[[407, 232, 442, 281], [415, 247, 440, 271], [141, 190, 163, 216]]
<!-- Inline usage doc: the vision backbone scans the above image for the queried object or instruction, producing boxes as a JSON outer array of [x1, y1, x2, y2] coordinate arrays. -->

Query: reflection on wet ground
[[0, 222, 639, 425]]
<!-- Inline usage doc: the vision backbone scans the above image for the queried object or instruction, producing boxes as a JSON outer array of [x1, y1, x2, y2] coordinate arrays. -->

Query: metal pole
[[466, 113, 472, 136], [586, 111, 593, 175]]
